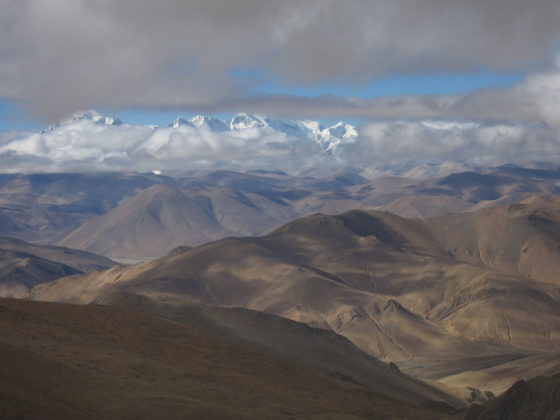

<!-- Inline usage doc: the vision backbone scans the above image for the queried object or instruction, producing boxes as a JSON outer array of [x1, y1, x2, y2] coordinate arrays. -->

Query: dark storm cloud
[[2, 0, 560, 120]]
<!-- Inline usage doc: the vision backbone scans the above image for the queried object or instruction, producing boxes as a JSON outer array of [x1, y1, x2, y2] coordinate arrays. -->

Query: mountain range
[[0, 110, 359, 173], [1, 165, 559, 260], [1, 164, 560, 417], [8, 110, 557, 178], [167, 112, 358, 152], [29, 194, 560, 403]]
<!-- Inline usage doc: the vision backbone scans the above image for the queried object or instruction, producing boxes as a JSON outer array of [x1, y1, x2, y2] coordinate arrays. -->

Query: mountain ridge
[[53, 110, 359, 154], [0, 235, 115, 297], [29, 196, 560, 399]]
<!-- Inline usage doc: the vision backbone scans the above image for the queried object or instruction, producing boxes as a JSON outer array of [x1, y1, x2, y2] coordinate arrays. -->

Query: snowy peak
[[45, 110, 122, 133], [230, 113, 268, 130], [65, 110, 122, 126], [322, 122, 357, 139], [315, 122, 358, 152], [162, 113, 359, 153], [44, 110, 358, 155], [263, 118, 312, 138], [170, 115, 230, 131], [190, 115, 228, 131], [225, 113, 357, 151], [169, 117, 194, 129], [299, 120, 324, 134]]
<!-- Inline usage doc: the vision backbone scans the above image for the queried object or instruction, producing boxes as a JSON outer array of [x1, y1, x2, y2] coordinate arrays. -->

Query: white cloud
[[349, 120, 560, 168], [1, 111, 560, 176], [0, 112, 331, 173]]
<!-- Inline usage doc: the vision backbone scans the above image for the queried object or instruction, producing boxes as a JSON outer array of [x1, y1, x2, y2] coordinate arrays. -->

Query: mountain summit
[[62, 110, 359, 153], [48, 110, 123, 130]]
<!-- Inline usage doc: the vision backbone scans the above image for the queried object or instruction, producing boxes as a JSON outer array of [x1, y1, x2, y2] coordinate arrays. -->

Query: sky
[[2, 0, 560, 175]]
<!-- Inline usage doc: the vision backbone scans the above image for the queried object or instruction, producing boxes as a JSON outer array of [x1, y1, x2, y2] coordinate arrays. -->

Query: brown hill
[[31, 195, 560, 397], [374, 167, 560, 218], [58, 183, 299, 260], [0, 298, 455, 419], [0, 235, 114, 297], [464, 373, 560, 420], [0, 172, 168, 243], [3, 167, 560, 260], [69, 167, 560, 259], [103, 291, 461, 408]]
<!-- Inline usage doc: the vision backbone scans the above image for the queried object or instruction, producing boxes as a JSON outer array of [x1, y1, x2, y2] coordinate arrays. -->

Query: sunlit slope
[[32, 195, 560, 393]]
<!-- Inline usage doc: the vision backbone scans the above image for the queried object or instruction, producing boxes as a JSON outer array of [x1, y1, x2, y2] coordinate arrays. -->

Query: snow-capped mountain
[[1, 110, 360, 174], [49, 110, 357, 148], [230, 113, 268, 130], [44, 110, 123, 133], [170, 115, 229, 131], [68, 110, 123, 126], [168, 117, 194, 129], [190, 115, 229, 131], [37, 110, 358, 155], [6, 109, 540, 178], [322, 122, 357, 140], [166, 112, 357, 152], [316, 122, 358, 152], [229, 113, 318, 141]]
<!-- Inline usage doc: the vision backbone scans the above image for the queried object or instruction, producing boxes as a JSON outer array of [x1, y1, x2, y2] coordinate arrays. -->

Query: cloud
[[352, 120, 560, 168], [2, 0, 560, 120], [1, 111, 560, 176], [202, 58, 560, 127], [0, 112, 330, 173]]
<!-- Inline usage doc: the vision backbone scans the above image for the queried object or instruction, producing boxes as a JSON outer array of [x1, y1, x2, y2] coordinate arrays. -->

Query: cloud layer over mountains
[[1, 111, 559, 176], [2, 1, 560, 122]]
